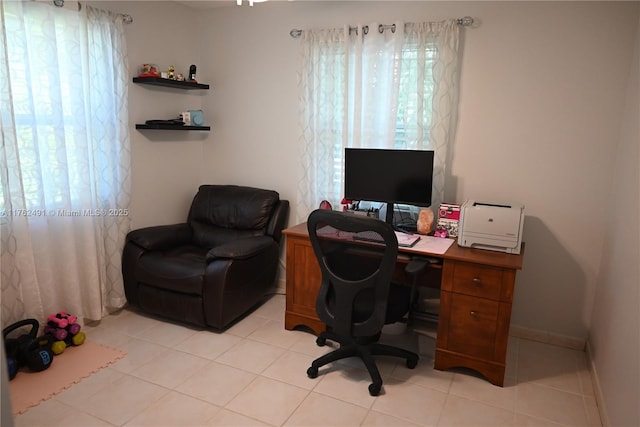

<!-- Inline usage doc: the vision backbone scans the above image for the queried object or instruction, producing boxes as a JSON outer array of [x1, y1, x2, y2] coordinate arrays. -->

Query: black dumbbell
[[6, 356, 17, 380], [3, 319, 53, 373]]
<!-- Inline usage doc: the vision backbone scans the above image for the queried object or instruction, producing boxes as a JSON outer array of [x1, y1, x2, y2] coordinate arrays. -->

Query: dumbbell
[[51, 330, 87, 355], [67, 331, 86, 347], [44, 324, 68, 341], [3, 319, 53, 373], [47, 313, 69, 329], [67, 323, 81, 336], [6, 356, 17, 380], [50, 339, 67, 355]]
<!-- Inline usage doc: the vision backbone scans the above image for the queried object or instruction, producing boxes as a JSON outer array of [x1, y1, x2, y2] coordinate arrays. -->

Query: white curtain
[[0, 2, 131, 326], [296, 20, 460, 223]]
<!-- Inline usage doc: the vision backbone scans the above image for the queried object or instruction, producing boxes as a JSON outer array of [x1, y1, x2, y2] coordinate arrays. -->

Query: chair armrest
[[206, 236, 275, 261], [405, 258, 430, 276], [126, 223, 192, 251]]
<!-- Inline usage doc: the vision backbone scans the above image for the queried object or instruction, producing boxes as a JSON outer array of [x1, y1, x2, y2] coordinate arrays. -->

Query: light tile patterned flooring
[[14, 295, 602, 426]]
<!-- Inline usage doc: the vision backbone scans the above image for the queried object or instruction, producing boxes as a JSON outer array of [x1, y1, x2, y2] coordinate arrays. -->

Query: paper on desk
[[394, 231, 421, 247], [410, 236, 455, 254], [317, 225, 455, 254]]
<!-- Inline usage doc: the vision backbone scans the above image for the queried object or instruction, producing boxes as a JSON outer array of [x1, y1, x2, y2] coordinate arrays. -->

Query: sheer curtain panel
[[0, 2, 131, 326], [296, 20, 460, 223]]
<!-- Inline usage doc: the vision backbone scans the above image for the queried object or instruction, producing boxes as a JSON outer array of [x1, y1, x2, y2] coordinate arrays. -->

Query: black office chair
[[305, 209, 419, 396]]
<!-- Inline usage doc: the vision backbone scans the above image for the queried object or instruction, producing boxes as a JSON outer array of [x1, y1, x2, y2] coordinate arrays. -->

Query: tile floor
[[13, 295, 602, 426]]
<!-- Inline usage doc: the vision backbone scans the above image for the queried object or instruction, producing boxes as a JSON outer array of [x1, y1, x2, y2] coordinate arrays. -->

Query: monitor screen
[[344, 148, 434, 208]]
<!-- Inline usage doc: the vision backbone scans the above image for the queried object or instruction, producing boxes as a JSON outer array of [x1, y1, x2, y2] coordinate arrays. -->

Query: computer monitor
[[344, 148, 434, 226]]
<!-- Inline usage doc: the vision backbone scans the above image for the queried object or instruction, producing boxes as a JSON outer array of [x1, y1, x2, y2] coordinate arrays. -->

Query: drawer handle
[[470, 311, 478, 317], [472, 278, 482, 285]]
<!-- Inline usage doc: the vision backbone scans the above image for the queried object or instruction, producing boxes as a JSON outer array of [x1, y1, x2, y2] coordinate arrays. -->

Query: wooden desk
[[283, 222, 525, 386]]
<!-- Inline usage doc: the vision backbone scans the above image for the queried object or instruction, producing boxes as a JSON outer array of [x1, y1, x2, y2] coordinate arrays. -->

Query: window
[[0, 2, 130, 217], [296, 21, 460, 222], [0, 1, 132, 325]]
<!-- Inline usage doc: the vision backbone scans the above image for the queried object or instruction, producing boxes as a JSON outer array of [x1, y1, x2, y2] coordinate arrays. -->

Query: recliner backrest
[[188, 185, 280, 247], [307, 209, 398, 338]]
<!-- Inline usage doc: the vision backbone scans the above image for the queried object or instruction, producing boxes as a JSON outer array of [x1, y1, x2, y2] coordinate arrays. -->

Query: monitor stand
[[384, 202, 395, 226], [385, 202, 418, 234]]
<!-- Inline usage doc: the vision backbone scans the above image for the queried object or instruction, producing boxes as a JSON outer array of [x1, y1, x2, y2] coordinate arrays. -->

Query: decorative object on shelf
[[188, 64, 197, 82], [417, 208, 434, 235], [167, 65, 175, 80], [138, 63, 159, 77], [176, 73, 184, 81], [189, 110, 204, 126]]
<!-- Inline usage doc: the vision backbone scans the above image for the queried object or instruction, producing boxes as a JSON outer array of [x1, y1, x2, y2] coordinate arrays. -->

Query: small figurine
[[176, 73, 185, 81], [138, 63, 159, 77], [167, 65, 175, 80]]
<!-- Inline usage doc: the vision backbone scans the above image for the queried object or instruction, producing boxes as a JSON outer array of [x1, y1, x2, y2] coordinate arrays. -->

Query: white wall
[[588, 15, 640, 427], [98, 1, 212, 229], [195, 1, 639, 342]]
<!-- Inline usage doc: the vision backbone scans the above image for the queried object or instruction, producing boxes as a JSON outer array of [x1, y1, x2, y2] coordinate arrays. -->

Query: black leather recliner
[[122, 185, 289, 330]]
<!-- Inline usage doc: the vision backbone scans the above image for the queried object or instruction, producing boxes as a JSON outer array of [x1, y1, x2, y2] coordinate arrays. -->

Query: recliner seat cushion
[[136, 245, 209, 295]]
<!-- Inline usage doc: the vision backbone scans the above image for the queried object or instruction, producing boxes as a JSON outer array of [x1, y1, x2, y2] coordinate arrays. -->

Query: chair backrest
[[188, 185, 283, 247], [307, 209, 398, 339]]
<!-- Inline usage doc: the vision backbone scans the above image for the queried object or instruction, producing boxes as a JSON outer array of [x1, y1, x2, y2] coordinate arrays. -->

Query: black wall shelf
[[133, 76, 210, 90], [136, 124, 210, 131]]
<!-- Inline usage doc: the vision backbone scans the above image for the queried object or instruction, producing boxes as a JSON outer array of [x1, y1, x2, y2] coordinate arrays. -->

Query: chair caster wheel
[[368, 383, 381, 396], [307, 366, 318, 378], [316, 337, 326, 347], [406, 358, 418, 369]]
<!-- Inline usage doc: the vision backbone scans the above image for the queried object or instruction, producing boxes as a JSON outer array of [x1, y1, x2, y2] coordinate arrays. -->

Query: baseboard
[[585, 339, 610, 427], [275, 277, 286, 295], [509, 324, 585, 351]]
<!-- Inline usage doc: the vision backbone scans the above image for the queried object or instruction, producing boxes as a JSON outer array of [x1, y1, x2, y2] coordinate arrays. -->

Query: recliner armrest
[[206, 236, 274, 261], [126, 223, 192, 251], [266, 200, 290, 244]]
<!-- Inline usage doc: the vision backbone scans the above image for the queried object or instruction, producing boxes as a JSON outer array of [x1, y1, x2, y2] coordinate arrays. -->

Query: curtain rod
[[289, 16, 473, 39], [50, 0, 133, 24]]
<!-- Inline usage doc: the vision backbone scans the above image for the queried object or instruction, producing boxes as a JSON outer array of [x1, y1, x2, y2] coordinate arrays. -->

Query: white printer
[[458, 200, 524, 254]]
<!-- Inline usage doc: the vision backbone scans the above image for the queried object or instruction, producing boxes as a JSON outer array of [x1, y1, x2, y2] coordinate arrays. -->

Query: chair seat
[[334, 283, 410, 324], [137, 245, 209, 295]]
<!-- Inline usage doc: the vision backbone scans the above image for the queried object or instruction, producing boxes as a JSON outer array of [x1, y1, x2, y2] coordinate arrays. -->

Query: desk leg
[[285, 311, 326, 336], [434, 350, 505, 386]]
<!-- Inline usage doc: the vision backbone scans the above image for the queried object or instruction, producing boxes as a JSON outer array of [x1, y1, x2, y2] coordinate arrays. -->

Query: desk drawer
[[451, 262, 503, 300], [446, 293, 499, 360]]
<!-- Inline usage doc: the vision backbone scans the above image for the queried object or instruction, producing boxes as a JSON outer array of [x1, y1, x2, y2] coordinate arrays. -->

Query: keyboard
[[353, 230, 385, 244], [353, 230, 421, 248]]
